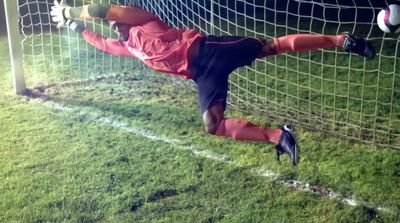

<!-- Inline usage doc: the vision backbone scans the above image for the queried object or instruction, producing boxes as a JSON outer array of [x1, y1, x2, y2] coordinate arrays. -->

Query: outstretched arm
[[66, 20, 132, 58], [70, 4, 158, 25], [52, 0, 158, 26]]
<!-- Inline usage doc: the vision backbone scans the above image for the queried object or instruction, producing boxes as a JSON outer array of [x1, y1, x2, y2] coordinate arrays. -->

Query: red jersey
[[82, 19, 203, 79]]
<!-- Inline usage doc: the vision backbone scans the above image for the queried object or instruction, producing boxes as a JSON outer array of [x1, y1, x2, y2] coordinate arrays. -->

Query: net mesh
[[16, 0, 400, 149]]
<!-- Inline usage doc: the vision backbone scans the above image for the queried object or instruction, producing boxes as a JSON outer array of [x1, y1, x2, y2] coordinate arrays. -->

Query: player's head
[[109, 21, 131, 41]]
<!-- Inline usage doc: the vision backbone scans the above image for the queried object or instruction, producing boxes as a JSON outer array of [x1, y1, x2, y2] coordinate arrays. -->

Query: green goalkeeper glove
[[50, 0, 72, 28]]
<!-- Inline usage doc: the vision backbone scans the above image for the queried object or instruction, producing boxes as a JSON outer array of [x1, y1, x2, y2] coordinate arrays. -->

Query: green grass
[[1, 35, 400, 222]]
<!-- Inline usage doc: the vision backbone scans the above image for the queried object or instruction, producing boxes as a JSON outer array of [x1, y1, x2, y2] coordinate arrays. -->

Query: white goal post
[[4, 0, 26, 94]]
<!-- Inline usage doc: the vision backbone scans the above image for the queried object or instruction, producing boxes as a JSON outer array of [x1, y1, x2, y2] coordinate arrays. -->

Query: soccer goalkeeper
[[51, 0, 376, 165]]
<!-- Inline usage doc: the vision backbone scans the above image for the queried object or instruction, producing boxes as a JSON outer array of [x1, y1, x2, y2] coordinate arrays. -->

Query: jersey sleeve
[[105, 5, 158, 25], [70, 4, 158, 26], [82, 29, 133, 58]]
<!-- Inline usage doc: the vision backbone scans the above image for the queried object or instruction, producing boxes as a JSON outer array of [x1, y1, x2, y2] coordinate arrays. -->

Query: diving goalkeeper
[[51, 1, 376, 165]]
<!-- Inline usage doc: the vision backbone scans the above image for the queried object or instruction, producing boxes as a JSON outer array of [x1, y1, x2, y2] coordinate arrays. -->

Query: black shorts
[[191, 35, 264, 114]]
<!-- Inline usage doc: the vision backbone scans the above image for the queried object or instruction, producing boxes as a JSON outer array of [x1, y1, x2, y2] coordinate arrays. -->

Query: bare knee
[[257, 39, 277, 58], [204, 119, 221, 135], [202, 103, 225, 135]]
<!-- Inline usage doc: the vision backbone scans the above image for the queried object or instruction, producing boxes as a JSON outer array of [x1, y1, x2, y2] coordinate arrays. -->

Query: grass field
[[1, 29, 400, 223]]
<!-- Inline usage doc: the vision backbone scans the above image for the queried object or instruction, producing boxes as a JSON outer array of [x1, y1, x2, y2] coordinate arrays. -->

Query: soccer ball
[[377, 4, 400, 33]]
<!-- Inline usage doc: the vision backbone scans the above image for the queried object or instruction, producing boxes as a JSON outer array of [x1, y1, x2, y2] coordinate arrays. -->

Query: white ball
[[377, 4, 400, 33]]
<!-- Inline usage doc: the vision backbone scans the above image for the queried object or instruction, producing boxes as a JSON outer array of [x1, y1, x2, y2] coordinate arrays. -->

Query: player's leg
[[202, 102, 299, 165], [204, 103, 280, 142], [257, 33, 375, 59], [193, 35, 299, 165], [195, 35, 277, 141], [68, 4, 159, 26], [202, 102, 224, 134], [195, 73, 299, 165]]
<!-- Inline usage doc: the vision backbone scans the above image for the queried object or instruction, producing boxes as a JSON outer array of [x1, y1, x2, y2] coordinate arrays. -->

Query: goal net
[[14, 0, 400, 149]]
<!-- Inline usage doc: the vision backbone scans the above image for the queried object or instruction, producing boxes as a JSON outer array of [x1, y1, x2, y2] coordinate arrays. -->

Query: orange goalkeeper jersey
[[81, 18, 203, 79]]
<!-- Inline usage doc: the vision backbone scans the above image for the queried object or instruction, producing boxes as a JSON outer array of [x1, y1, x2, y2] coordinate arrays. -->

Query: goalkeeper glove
[[50, 0, 72, 28]]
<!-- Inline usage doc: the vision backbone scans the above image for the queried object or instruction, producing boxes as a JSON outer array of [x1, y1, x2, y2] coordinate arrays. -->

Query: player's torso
[[125, 22, 202, 76]]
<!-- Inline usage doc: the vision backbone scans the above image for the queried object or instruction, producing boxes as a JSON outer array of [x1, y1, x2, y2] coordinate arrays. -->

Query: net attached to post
[[17, 0, 400, 149]]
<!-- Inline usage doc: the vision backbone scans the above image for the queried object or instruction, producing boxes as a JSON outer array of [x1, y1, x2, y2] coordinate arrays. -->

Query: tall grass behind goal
[[9, 0, 400, 149]]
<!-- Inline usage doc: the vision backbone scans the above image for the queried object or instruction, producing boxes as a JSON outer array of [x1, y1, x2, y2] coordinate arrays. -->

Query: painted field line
[[42, 100, 394, 215]]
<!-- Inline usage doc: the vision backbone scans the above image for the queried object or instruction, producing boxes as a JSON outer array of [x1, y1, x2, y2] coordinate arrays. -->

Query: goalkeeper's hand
[[50, 0, 71, 28]]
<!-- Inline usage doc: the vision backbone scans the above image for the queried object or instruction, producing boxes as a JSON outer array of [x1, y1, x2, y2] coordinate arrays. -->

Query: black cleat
[[276, 124, 299, 165], [342, 32, 376, 60]]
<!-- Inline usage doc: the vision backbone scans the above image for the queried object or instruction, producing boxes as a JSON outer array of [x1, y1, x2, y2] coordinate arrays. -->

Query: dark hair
[[109, 21, 130, 41]]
